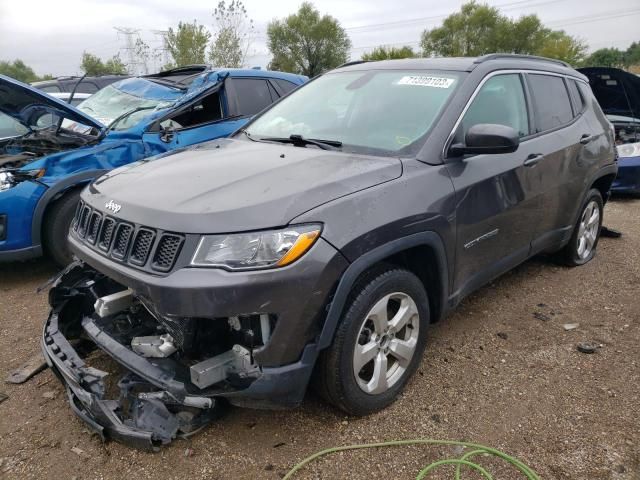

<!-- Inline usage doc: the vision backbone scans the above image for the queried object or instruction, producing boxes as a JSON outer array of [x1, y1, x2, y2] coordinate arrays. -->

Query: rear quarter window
[[39, 85, 61, 93], [527, 74, 573, 132], [273, 79, 299, 94], [567, 79, 585, 116]]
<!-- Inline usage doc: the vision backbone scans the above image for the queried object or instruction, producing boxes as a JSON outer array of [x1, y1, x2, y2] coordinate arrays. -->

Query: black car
[[31, 75, 129, 94], [42, 54, 617, 450]]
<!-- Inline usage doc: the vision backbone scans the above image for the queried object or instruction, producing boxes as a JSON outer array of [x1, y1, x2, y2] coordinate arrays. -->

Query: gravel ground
[[0, 198, 639, 480]]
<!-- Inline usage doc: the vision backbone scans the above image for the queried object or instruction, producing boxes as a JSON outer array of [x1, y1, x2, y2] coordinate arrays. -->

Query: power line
[[547, 8, 640, 28], [343, 0, 569, 33]]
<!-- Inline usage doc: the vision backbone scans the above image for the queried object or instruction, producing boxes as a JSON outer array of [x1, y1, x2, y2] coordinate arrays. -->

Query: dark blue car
[[579, 67, 640, 195], [0, 66, 306, 264]]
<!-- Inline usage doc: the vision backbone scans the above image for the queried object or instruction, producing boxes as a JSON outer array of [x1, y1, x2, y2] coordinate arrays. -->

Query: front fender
[[317, 231, 450, 351], [31, 170, 108, 246]]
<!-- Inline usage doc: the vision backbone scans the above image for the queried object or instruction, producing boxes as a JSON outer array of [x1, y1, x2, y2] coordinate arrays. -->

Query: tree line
[[1, 1, 639, 83]]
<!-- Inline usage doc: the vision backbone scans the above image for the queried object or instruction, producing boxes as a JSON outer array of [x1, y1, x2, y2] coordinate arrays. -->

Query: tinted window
[[231, 79, 273, 116], [459, 74, 529, 139], [267, 81, 279, 100], [528, 74, 573, 131], [78, 82, 99, 94], [567, 79, 584, 115], [273, 79, 298, 94], [40, 85, 61, 93]]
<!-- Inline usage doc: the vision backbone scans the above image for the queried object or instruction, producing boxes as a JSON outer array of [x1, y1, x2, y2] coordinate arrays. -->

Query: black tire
[[42, 189, 81, 266], [559, 188, 604, 267], [315, 267, 430, 416]]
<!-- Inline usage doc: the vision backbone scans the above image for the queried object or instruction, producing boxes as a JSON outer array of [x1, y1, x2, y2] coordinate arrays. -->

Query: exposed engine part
[[94, 288, 133, 318], [190, 344, 257, 389], [0, 152, 37, 169], [131, 334, 178, 358], [228, 316, 241, 331]]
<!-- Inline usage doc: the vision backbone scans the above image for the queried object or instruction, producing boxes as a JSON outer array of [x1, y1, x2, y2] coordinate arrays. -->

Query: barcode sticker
[[397, 76, 455, 88]]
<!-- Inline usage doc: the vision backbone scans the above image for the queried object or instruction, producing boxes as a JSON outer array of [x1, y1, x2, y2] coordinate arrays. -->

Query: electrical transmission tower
[[151, 30, 171, 71], [114, 27, 147, 75]]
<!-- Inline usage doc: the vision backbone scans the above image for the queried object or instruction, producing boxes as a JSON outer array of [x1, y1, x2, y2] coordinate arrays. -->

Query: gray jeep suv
[[42, 54, 617, 450]]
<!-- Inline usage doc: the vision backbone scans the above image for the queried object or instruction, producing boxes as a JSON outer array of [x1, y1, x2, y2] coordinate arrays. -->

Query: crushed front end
[[42, 264, 233, 450], [43, 237, 346, 450]]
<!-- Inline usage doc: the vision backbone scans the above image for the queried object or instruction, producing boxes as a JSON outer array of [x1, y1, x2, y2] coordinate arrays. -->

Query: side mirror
[[160, 124, 176, 143], [449, 123, 520, 157]]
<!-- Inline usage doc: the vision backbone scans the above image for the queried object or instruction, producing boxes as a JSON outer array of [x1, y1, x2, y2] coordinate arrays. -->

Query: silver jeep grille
[[71, 200, 184, 273]]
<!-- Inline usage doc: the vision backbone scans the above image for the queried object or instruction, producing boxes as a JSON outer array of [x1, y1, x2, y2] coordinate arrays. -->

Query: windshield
[[70, 84, 174, 131], [245, 70, 462, 154], [0, 111, 29, 139]]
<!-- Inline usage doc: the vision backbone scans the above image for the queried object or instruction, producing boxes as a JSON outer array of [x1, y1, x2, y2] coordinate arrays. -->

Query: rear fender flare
[[317, 231, 449, 351]]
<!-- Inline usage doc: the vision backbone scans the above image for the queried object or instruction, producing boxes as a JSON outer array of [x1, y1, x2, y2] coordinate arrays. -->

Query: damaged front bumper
[[41, 264, 320, 450]]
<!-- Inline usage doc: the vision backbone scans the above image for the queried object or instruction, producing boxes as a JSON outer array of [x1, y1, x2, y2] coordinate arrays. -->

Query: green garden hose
[[283, 439, 540, 480]]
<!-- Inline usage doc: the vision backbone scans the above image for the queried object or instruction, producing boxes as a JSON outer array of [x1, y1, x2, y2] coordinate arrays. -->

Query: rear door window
[[458, 73, 530, 141], [527, 74, 573, 132], [228, 78, 274, 116]]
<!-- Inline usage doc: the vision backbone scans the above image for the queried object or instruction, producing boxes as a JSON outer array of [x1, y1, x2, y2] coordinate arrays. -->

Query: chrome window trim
[[442, 69, 588, 159]]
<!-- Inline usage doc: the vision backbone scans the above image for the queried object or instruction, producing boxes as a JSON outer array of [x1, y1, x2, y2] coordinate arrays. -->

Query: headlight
[[0, 171, 14, 192], [191, 224, 322, 270], [0, 168, 45, 191], [616, 141, 640, 158]]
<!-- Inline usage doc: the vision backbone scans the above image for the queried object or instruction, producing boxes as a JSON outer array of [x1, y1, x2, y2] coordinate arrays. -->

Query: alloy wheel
[[352, 292, 420, 395], [577, 200, 600, 260]]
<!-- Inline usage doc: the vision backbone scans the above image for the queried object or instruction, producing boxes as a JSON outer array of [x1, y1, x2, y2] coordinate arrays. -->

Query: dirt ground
[[0, 198, 639, 480]]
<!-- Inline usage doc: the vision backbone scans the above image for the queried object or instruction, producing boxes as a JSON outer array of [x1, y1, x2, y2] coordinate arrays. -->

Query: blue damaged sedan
[[0, 66, 306, 264]]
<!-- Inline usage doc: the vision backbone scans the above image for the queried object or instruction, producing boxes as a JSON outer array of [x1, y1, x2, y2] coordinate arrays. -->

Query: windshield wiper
[[258, 134, 342, 151], [98, 105, 159, 140]]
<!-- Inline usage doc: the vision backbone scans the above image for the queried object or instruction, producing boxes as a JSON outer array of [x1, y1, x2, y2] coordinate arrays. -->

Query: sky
[[0, 0, 638, 76]]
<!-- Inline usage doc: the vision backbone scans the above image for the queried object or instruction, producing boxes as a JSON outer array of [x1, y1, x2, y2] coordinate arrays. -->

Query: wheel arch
[[591, 171, 617, 204], [32, 169, 108, 247], [318, 232, 450, 351]]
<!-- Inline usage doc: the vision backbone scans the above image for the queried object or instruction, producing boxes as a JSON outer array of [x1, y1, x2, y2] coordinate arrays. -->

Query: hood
[[578, 67, 640, 118], [87, 138, 402, 233], [0, 74, 104, 131]]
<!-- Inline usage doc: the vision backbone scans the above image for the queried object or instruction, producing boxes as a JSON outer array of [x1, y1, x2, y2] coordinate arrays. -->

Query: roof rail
[[474, 54, 570, 68], [337, 60, 370, 68]]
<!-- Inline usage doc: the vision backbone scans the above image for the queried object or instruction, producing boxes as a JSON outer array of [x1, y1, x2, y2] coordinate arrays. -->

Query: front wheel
[[559, 188, 603, 266], [42, 189, 81, 266], [315, 267, 429, 416]]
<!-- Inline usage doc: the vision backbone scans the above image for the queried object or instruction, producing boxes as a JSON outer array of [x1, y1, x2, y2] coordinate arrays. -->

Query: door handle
[[579, 134, 594, 145], [523, 153, 543, 167]]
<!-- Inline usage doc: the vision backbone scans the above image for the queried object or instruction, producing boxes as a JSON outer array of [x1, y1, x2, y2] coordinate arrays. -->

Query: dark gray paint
[[67, 55, 616, 393]]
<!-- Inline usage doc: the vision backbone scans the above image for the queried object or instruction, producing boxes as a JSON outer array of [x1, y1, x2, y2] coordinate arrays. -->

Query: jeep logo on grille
[[105, 200, 122, 214]]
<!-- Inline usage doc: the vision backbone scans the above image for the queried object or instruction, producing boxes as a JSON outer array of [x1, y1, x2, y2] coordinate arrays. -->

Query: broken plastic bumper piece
[[41, 309, 221, 451], [40, 263, 316, 449]]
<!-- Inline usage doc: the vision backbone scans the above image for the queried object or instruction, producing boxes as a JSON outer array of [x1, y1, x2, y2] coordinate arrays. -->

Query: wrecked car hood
[[0, 74, 104, 131], [87, 138, 402, 233]]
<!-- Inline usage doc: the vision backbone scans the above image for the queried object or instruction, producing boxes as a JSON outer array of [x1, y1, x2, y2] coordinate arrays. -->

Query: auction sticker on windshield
[[397, 76, 456, 88]]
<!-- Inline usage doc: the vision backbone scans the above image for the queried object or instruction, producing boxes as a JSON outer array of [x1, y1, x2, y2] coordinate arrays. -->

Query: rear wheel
[[42, 189, 81, 266], [559, 188, 603, 266], [315, 267, 429, 416]]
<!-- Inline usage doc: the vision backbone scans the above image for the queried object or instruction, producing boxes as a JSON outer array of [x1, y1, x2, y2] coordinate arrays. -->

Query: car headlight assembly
[[0, 171, 14, 192], [0, 168, 45, 192], [616, 141, 640, 159], [191, 224, 322, 270]]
